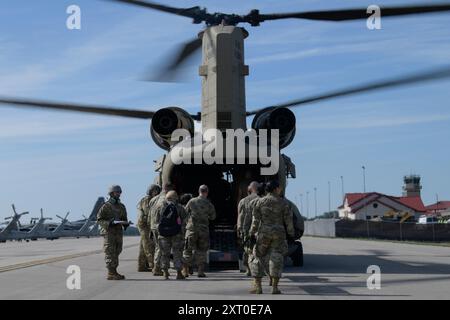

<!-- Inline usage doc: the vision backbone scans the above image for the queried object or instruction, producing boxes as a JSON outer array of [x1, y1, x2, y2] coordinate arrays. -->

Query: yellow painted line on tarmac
[[0, 244, 139, 274]]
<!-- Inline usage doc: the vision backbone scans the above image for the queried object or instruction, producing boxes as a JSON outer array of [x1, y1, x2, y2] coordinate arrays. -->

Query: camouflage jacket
[[242, 195, 261, 239], [153, 199, 188, 235], [250, 193, 294, 237], [237, 193, 258, 236], [147, 192, 166, 231], [185, 196, 216, 233], [136, 194, 156, 232], [97, 198, 128, 236], [285, 198, 305, 238]]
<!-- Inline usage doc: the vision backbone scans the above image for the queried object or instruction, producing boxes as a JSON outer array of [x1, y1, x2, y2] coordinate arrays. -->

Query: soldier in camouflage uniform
[[242, 183, 266, 277], [237, 181, 259, 276], [147, 183, 175, 276], [180, 193, 193, 206], [285, 198, 305, 239], [97, 185, 129, 280], [249, 180, 294, 294], [154, 191, 188, 280], [137, 184, 161, 272], [182, 185, 216, 278]]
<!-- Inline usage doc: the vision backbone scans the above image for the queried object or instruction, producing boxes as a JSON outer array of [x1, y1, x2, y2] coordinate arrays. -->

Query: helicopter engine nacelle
[[151, 107, 195, 150], [251, 107, 296, 149]]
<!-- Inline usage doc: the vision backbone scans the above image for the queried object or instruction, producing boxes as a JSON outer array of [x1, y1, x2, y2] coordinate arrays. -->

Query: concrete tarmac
[[0, 236, 449, 300]]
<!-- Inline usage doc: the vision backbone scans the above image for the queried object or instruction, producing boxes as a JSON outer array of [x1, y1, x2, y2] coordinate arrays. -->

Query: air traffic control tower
[[403, 175, 422, 197]]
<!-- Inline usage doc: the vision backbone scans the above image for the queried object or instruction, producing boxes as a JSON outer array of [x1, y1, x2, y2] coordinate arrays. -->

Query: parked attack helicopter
[[0, 198, 105, 242], [0, 205, 29, 242], [1, 1, 450, 261]]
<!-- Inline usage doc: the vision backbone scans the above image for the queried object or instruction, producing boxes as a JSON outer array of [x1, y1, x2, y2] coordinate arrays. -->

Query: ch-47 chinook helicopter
[[1, 1, 450, 261]]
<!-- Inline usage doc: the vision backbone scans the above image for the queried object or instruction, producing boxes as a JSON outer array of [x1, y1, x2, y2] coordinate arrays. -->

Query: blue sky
[[1, 0, 449, 222]]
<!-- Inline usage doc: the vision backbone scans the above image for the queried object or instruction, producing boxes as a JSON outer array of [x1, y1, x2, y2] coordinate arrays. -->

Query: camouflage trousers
[[183, 230, 209, 266], [243, 251, 250, 268], [159, 233, 184, 271], [238, 235, 250, 269], [103, 231, 123, 270], [250, 231, 288, 278], [151, 229, 161, 269], [138, 228, 155, 269], [243, 241, 254, 268]]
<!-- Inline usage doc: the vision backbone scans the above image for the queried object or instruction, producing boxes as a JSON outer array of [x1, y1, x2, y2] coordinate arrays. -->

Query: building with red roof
[[338, 175, 428, 221], [425, 201, 450, 216]]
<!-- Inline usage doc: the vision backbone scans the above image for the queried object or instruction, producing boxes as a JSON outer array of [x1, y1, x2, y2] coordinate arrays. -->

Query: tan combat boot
[[107, 269, 117, 280], [272, 277, 281, 294], [182, 264, 189, 278], [197, 264, 206, 278], [163, 269, 170, 280], [153, 265, 163, 276], [115, 269, 126, 280], [176, 270, 185, 280], [107, 268, 124, 281], [249, 277, 263, 294]]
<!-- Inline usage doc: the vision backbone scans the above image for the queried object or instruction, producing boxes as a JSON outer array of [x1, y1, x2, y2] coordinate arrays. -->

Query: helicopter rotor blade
[[144, 37, 202, 82], [107, 0, 206, 20], [0, 97, 157, 119], [247, 66, 450, 115], [255, 3, 450, 23], [0, 97, 200, 121]]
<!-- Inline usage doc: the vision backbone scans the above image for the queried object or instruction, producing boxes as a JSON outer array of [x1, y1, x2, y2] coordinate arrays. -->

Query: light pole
[[340, 175, 345, 201], [362, 166, 366, 194], [435, 194, 439, 215], [314, 187, 318, 218], [362, 165, 370, 237], [306, 191, 310, 220], [328, 181, 331, 213], [433, 193, 439, 241], [299, 193, 304, 215]]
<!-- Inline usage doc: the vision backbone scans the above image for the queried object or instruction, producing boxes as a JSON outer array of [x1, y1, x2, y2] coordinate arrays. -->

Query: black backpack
[[158, 202, 182, 237]]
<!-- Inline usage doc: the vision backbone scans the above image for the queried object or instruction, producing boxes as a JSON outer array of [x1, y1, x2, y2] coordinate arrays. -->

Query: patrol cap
[[108, 185, 122, 194]]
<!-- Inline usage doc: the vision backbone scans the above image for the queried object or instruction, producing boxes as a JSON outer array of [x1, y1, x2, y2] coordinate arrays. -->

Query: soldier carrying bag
[[158, 202, 182, 237]]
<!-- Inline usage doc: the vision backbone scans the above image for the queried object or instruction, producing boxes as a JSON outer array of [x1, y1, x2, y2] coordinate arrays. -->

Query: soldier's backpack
[[158, 202, 182, 237]]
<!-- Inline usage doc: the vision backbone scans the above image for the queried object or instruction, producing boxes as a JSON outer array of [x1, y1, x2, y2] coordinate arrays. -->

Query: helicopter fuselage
[[150, 25, 296, 232]]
